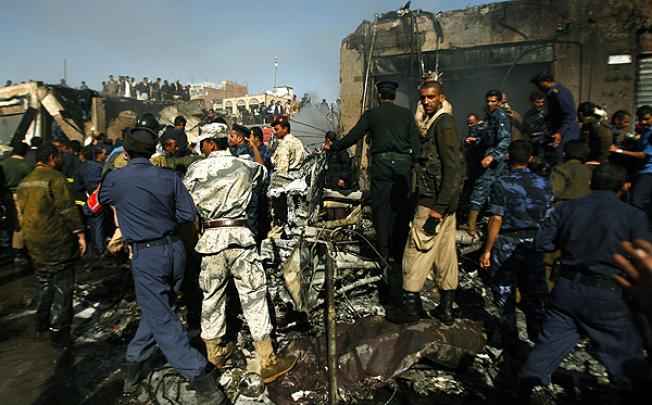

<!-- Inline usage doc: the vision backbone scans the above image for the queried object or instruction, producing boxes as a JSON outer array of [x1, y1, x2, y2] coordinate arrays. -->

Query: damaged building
[[339, 0, 652, 182], [0, 81, 207, 149]]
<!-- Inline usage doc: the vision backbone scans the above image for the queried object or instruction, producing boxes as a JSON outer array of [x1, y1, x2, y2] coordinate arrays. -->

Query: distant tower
[[274, 56, 279, 88]]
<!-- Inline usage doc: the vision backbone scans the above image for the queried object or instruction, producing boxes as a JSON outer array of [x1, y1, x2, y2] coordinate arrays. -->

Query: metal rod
[[325, 241, 339, 404], [361, 14, 379, 112]]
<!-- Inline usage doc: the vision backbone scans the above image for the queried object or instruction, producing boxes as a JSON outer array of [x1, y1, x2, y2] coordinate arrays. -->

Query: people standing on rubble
[[73, 145, 108, 256], [386, 79, 464, 326], [323, 131, 352, 190], [137, 77, 150, 100], [518, 164, 649, 403], [460, 89, 511, 237], [93, 128, 224, 401], [161, 79, 172, 100], [0, 142, 34, 266], [523, 91, 555, 165], [268, 116, 305, 239], [531, 71, 580, 162], [479, 140, 552, 349], [183, 125, 297, 384], [326, 80, 420, 302], [16, 142, 87, 349], [105, 75, 119, 96]]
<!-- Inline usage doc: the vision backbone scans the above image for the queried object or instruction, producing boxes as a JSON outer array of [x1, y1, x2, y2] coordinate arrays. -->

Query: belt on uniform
[[133, 234, 179, 250], [204, 218, 247, 228], [373, 151, 412, 161], [501, 228, 537, 238], [560, 269, 620, 291]]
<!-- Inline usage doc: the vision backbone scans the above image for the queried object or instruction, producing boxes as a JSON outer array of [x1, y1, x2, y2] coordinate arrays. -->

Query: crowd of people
[[326, 73, 652, 402], [0, 68, 651, 403], [100, 75, 191, 101]]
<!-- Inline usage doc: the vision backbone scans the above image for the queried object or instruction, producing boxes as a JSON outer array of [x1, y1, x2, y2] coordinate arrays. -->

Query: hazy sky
[[1, 0, 488, 101]]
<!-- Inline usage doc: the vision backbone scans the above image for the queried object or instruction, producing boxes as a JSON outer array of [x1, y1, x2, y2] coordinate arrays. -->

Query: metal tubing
[[325, 241, 339, 404]]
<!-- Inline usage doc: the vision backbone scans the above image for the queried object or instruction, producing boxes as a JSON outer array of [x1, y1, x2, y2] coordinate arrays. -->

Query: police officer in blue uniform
[[74, 145, 108, 254], [96, 128, 225, 402], [460, 89, 512, 236], [517, 164, 650, 402], [531, 71, 581, 162], [480, 140, 553, 347]]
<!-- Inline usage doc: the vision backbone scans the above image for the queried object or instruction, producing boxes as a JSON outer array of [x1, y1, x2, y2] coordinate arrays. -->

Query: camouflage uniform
[[468, 108, 511, 211], [16, 163, 84, 334], [269, 133, 304, 238], [183, 150, 272, 342], [486, 168, 553, 343], [271, 133, 304, 174]]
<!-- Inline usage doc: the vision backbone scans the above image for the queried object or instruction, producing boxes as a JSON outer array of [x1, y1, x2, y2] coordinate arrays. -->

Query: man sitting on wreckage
[[183, 122, 297, 383]]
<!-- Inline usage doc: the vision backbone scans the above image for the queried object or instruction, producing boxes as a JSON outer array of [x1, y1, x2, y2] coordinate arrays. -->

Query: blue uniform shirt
[[98, 157, 197, 243], [487, 168, 553, 232], [546, 83, 580, 141], [636, 126, 652, 174], [483, 108, 512, 162], [535, 190, 650, 277], [73, 160, 103, 194]]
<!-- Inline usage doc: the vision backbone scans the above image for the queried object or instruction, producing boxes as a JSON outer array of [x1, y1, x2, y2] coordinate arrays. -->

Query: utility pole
[[274, 56, 279, 89], [63, 58, 67, 85]]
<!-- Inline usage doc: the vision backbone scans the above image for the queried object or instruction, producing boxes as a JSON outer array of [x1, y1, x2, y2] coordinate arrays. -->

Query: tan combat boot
[[252, 339, 297, 383], [204, 338, 235, 368], [459, 210, 479, 236]]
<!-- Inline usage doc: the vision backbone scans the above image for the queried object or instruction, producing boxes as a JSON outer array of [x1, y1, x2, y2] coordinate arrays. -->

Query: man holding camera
[[386, 79, 464, 326]]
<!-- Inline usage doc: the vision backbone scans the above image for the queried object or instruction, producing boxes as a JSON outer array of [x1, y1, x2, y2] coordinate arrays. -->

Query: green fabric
[[0, 156, 34, 191], [16, 165, 83, 266]]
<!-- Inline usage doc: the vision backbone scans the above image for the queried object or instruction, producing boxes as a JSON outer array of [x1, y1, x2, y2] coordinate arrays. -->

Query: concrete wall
[[340, 0, 652, 134]]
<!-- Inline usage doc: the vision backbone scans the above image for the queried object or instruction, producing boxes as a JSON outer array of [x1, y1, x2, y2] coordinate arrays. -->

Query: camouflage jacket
[[272, 133, 304, 174], [183, 150, 266, 254], [16, 164, 83, 266], [487, 167, 553, 234], [483, 108, 512, 162]]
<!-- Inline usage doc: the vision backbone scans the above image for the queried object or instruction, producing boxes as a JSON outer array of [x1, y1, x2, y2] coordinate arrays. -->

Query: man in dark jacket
[[16, 143, 86, 348], [518, 164, 649, 402], [323, 131, 351, 190], [460, 89, 512, 236], [74, 145, 108, 254], [328, 80, 420, 264], [387, 80, 464, 325]]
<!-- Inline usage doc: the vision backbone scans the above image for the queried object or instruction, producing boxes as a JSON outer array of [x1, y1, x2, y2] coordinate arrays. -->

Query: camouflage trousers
[[468, 161, 507, 212], [402, 207, 458, 292], [199, 247, 272, 342], [491, 237, 548, 343]]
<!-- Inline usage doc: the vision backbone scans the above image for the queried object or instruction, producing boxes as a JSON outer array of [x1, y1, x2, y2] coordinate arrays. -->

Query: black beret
[[376, 80, 399, 90], [232, 124, 250, 137], [530, 70, 554, 84], [124, 128, 157, 154]]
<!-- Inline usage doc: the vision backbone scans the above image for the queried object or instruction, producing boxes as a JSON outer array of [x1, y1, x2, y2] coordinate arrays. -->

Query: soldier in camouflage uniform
[[460, 89, 512, 236], [268, 116, 305, 239], [16, 142, 87, 349], [183, 124, 296, 384], [479, 140, 553, 347]]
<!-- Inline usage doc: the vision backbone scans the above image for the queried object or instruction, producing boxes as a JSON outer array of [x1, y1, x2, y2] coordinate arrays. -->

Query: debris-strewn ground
[[0, 253, 626, 404]]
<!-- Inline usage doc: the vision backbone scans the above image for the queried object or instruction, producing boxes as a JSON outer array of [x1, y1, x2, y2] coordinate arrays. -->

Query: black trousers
[[369, 156, 412, 262], [631, 173, 652, 230], [35, 262, 74, 333]]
